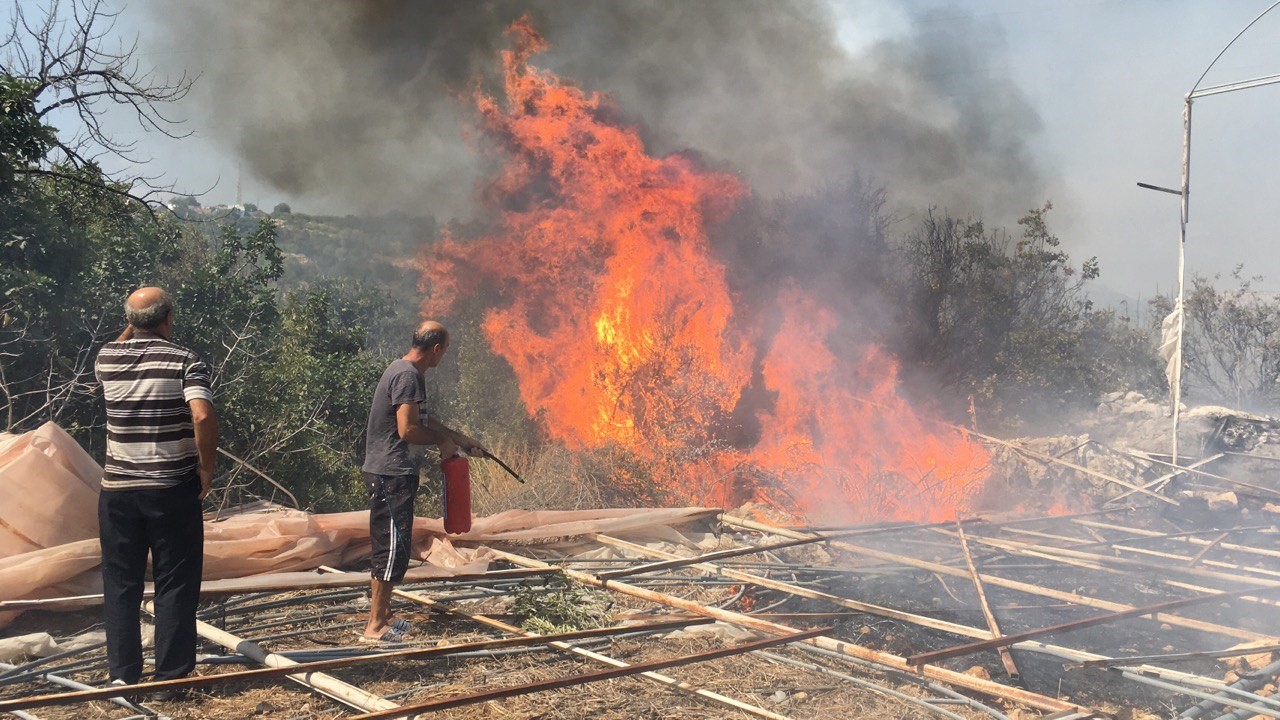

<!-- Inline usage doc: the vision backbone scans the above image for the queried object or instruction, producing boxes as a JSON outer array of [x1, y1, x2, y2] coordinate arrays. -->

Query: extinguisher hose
[[480, 450, 525, 483]]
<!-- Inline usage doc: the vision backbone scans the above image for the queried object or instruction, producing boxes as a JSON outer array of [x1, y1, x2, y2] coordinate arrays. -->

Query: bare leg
[[364, 578, 393, 638]]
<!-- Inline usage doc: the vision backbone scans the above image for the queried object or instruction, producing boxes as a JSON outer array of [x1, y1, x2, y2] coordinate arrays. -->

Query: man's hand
[[198, 465, 214, 500], [438, 437, 459, 460], [455, 433, 487, 457]]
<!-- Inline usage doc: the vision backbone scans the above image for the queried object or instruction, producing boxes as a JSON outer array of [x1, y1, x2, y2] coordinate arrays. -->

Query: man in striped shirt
[[95, 286, 217, 689]]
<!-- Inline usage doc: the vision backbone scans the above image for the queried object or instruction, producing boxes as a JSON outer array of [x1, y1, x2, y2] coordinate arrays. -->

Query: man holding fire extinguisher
[[360, 320, 485, 643]]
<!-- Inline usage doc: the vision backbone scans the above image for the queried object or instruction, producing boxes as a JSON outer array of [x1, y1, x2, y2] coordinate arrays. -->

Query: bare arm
[[395, 404, 486, 459], [425, 415, 486, 456], [189, 398, 217, 500], [396, 402, 446, 446]]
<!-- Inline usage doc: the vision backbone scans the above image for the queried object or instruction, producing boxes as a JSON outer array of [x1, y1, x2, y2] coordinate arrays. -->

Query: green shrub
[[512, 574, 613, 634]]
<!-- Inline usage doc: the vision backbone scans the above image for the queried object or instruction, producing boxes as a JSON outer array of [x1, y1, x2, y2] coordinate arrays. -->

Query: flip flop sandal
[[358, 625, 408, 644], [390, 617, 412, 634]]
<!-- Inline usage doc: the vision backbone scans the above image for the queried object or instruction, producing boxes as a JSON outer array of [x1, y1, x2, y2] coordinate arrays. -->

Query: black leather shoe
[[150, 687, 188, 702]]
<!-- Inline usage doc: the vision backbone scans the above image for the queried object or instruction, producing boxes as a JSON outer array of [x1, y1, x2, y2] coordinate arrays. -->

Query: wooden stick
[[1065, 642, 1280, 670], [717, 515, 1253, 693], [1161, 578, 1280, 608], [989, 525, 1280, 590], [937, 527, 1280, 614], [1224, 451, 1280, 463], [592, 530, 1220, 678], [596, 528, 1035, 683], [1074, 519, 1280, 561], [1111, 448, 1280, 500], [591, 533, 994, 641], [956, 520, 1020, 681], [216, 447, 300, 509], [0, 567, 557, 612], [1105, 453, 1225, 504], [174, 603, 399, 713], [953, 528, 1280, 589], [802, 508, 1114, 535], [597, 527, 876, 582]]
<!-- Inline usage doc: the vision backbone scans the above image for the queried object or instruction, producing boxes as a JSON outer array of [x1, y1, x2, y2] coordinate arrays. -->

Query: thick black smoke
[[146, 1, 1044, 219]]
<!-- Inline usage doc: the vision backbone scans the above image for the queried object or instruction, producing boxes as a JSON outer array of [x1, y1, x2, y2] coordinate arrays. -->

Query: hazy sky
[[17, 0, 1280, 305], [856, 1, 1280, 307]]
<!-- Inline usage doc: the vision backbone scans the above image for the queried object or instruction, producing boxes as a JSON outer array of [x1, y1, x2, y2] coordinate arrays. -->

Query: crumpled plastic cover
[[0, 422, 717, 626]]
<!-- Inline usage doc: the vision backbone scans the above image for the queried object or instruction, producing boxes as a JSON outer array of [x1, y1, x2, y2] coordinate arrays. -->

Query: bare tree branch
[[1, 0, 197, 210]]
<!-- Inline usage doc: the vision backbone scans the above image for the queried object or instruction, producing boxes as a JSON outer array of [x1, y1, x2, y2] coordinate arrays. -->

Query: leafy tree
[[211, 277, 391, 510], [0, 163, 181, 435], [273, 202, 291, 214], [427, 295, 537, 448], [175, 219, 284, 395], [1, 0, 194, 209], [1, 0, 199, 435], [1152, 269, 1280, 411], [0, 75, 55, 188], [0, 1, 405, 512], [896, 205, 1160, 428]]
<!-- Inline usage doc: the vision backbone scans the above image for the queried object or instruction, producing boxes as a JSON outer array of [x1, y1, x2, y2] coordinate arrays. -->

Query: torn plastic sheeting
[[1, 507, 719, 618], [0, 422, 102, 556], [0, 422, 722, 624], [0, 629, 114, 663]]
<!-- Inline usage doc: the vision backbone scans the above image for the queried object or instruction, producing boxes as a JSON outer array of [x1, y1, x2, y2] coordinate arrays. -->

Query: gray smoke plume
[[145, 1, 1043, 219]]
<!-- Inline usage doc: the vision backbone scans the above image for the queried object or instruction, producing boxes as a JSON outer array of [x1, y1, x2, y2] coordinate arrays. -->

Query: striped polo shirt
[[95, 332, 214, 490]]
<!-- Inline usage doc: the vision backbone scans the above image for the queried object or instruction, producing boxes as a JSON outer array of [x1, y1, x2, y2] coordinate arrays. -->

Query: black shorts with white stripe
[[365, 472, 419, 583]]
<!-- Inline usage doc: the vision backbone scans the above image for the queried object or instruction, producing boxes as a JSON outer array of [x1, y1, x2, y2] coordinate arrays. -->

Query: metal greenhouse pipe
[[486, 548, 1088, 714], [723, 515, 1269, 642], [317, 565, 796, 720], [172, 604, 400, 714]]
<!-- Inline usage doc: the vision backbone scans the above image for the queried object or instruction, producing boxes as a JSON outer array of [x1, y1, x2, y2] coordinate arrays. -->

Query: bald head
[[411, 321, 448, 352], [124, 287, 174, 330]]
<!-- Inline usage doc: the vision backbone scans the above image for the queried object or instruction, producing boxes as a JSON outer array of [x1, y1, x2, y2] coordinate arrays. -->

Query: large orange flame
[[740, 287, 989, 523], [423, 19, 989, 522]]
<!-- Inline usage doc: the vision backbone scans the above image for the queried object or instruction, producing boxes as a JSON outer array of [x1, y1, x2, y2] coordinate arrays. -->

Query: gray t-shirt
[[362, 359, 426, 476]]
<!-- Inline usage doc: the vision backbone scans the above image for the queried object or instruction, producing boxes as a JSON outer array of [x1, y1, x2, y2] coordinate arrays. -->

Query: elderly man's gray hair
[[124, 290, 174, 330]]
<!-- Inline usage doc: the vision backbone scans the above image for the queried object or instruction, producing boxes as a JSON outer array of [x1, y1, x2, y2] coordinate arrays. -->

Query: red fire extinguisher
[[441, 454, 472, 534]]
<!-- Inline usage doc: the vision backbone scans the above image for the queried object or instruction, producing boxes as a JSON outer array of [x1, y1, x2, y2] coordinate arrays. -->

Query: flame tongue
[[426, 19, 752, 453], [424, 19, 990, 522], [745, 288, 988, 523]]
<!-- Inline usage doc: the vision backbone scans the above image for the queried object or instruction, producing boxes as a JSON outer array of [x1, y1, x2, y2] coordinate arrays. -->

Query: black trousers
[[98, 479, 204, 683]]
